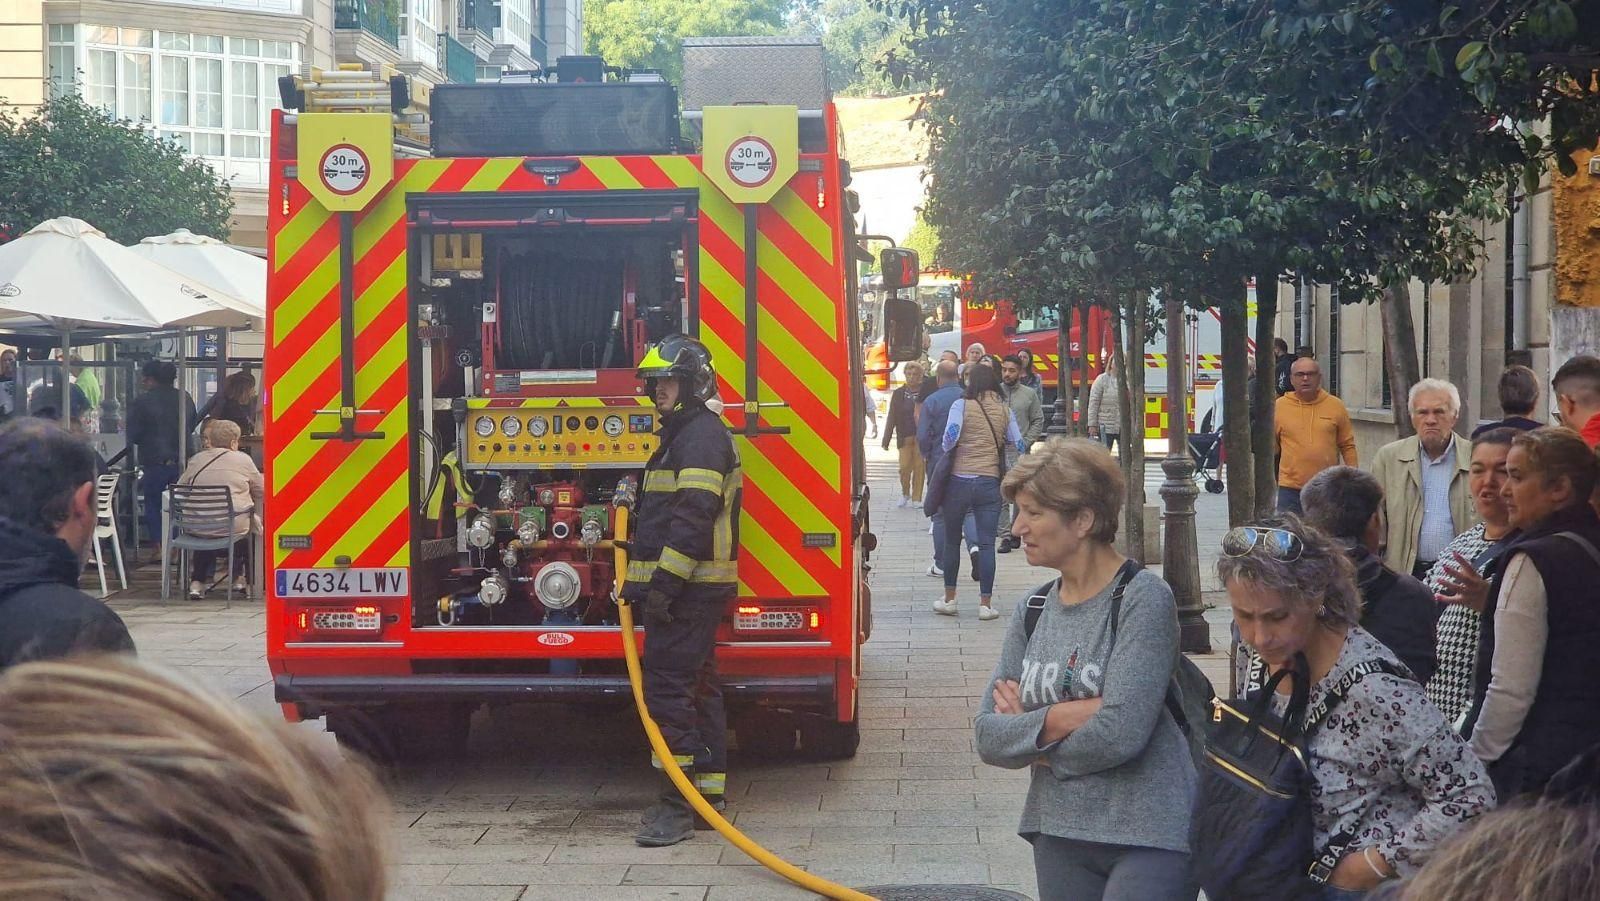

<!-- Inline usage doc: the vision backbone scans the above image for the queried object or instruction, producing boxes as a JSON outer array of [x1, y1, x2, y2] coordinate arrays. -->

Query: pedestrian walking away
[[1300, 466, 1441, 682], [1423, 428, 1519, 727], [998, 354, 1046, 552], [1470, 365, 1543, 438], [1461, 427, 1600, 799], [882, 361, 927, 506], [1550, 354, 1600, 447], [1087, 355, 1123, 455], [127, 360, 197, 543], [979, 437, 1197, 901], [623, 334, 742, 847], [932, 363, 1025, 620], [919, 359, 976, 577], [1218, 516, 1494, 895], [0, 419, 134, 670], [1273, 356, 1356, 514], [1371, 379, 1476, 581], [860, 378, 878, 440]]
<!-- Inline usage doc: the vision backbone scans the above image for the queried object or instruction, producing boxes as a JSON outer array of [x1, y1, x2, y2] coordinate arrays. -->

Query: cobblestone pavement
[[109, 440, 1236, 900]]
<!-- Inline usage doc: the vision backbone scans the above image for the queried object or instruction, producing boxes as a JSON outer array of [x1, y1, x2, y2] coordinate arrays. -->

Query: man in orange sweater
[[1274, 356, 1357, 513]]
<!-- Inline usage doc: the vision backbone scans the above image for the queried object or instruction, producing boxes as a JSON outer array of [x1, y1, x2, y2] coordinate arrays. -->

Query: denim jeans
[[141, 461, 179, 541], [942, 475, 1001, 595], [930, 508, 979, 567], [1276, 486, 1303, 514]]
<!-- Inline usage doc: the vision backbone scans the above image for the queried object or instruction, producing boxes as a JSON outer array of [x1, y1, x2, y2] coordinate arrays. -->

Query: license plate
[[275, 568, 409, 597]]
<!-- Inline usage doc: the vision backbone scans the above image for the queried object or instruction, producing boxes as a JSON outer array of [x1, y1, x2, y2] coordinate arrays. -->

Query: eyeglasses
[[1222, 526, 1304, 561]]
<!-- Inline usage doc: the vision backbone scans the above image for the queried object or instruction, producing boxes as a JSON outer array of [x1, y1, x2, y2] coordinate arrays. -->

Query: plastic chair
[[88, 472, 127, 598], [162, 485, 246, 607]]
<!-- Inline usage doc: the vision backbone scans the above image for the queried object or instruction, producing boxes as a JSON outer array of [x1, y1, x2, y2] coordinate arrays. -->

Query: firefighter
[[625, 334, 742, 847]]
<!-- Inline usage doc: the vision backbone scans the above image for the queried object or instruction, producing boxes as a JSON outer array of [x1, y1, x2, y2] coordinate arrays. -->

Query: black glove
[[640, 587, 675, 625]]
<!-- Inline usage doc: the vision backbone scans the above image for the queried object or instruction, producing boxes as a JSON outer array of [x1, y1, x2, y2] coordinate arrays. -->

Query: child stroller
[[1188, 409, 1225, 494]]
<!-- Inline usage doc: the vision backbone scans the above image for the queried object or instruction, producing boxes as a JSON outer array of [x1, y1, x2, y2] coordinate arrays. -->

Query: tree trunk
[[1219, 285, 1253, 526], [1381, 281, 1421, 439], [1252, 274, 1279, 518], [1109, 301, 1130, 479], [1049, 296, 1071, 435], [1122, 291, 1148, 561]]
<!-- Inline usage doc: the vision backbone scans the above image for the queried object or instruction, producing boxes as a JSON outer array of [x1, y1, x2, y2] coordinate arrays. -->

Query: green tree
[[0, 93, 232, 244], [583, 0, 792, 84], [790, 0, 918, 95], [899, 213, 938, 268]]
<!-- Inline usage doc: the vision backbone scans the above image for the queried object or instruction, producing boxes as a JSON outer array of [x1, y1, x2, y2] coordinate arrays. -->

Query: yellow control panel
[[459, 399, 656, 470]]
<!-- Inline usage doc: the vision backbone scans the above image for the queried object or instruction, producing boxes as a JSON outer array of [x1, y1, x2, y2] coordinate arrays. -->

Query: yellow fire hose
[[611, 506, 876, 901]]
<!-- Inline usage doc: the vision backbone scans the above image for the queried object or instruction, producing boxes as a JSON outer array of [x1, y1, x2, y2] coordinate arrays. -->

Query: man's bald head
[[935, 360, 959, 385], [1290, 356, 1323, 401]]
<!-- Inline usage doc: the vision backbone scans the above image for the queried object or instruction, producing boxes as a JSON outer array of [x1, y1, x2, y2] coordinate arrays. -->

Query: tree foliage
[[789, 0, 919, 95], [900, 213, 939, 268], [583, 0, 792, 84], [0, 93, 232, 244]]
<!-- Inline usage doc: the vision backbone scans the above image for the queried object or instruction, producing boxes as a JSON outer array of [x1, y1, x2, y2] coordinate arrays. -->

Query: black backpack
[[1190, 653, 1406, 900], [1022, 561, 1215, 770]]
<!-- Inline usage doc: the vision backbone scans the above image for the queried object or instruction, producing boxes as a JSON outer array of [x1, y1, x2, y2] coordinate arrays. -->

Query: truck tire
[[328, 703, 474, 764], [798, 713, 860, 760], [733, 710, 798, 759]]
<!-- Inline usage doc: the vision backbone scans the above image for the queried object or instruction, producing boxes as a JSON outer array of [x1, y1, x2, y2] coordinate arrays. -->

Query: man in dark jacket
[[127, 360, 197, 542], [623, 334, 741, 847], [0, 419, 135, 670], [1301, 465, 1439, 681], [917, 360, 978, 578]]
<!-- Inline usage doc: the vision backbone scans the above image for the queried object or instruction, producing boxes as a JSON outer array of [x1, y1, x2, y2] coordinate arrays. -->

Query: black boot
[[635, 771, 695, 847]]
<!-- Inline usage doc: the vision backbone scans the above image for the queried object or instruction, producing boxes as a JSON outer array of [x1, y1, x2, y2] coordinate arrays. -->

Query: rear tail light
[[297, 605, 381, 634], [733, 605, 821, 634]]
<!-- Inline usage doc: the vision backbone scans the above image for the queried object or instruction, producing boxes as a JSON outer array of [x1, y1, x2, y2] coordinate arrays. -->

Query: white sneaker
[[932, 599, 958, 617], [977, 605, 1000, 622], [927, 563, 944, 578], [187, 581, 205, 600], [897, 496, 910, 508], [231, 577, 249, 593]]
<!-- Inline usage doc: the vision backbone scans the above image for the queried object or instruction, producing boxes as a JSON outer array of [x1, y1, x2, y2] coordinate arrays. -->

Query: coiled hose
[[612, 507, 876, 901]]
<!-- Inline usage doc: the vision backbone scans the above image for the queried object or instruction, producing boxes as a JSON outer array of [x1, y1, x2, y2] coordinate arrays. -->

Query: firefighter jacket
[[623, 402, 742, 603]]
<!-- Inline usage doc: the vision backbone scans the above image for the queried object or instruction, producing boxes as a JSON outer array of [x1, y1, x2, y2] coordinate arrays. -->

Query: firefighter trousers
[[642, 593, 728, 798]]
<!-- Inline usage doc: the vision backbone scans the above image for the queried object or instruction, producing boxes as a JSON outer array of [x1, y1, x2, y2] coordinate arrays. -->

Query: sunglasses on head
[[1222, 526, 1304, 562]]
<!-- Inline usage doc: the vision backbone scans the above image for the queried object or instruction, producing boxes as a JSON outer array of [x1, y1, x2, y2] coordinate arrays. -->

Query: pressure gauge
[[538, 487, 557, 506], [528, 416, 548, 437], [501, 416, 522, 438], [473, 415, 496, 438], [602, 415, 624, 438]]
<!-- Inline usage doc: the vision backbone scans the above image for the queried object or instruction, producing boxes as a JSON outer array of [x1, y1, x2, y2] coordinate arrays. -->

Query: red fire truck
[[263, 39, 913, 759]]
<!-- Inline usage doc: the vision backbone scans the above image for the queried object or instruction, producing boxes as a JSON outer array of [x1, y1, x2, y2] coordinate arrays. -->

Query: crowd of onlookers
[[968, 345, 1600, 900]]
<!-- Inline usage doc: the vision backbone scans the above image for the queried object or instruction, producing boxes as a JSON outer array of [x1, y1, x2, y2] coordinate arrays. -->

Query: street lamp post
[[1158, 291, 1212, 653]]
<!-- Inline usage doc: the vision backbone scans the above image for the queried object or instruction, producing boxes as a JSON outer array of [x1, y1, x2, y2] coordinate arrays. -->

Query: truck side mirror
[[880, 248, 920, 290], [883, 297, 923, 363]]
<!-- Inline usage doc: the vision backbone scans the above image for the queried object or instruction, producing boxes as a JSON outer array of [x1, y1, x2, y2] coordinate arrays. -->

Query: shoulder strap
[[1105, 559, 1145, 651], [1554, 531, 1600, 570], [178, 450, 227, 486], [1304, 658, 1408, 733], [1023, 579, 1058, 640]]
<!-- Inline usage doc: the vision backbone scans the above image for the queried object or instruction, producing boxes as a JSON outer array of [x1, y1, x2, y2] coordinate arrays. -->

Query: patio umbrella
[[0, 217, 255, 426], [130, 228, 266, 311]]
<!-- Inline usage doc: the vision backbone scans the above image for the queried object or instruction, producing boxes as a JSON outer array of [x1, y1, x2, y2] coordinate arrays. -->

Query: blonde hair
[[0, 657, 390, 901], [1397, 801, 1600, 900], [203, 417, 242, 448], [1001, 436, 1123, 543]]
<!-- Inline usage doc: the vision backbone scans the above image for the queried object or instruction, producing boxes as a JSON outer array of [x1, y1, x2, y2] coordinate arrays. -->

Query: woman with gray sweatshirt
[[977, 437, 1195, 901]]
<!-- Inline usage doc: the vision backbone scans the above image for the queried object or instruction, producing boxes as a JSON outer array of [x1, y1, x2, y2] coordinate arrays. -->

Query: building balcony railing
[[439, 33, 479, 84], [335, 0, 400, 49], [459, 0, 498, 35]]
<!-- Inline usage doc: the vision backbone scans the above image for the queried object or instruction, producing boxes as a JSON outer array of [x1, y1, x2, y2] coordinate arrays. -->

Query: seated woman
[[1463, 427, 1600, 798], [1220, 515, 1495, 896], [177, 419, 263, 599], [0, 656, 389, 899], [976, 437, 1195, 901]]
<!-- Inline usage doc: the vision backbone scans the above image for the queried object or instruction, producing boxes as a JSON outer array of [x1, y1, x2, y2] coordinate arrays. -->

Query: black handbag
[[1190, 654, 1404, 900]]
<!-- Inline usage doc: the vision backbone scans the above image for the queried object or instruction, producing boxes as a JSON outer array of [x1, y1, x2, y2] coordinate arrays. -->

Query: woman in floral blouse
[[1423, 428, 1519, 725], [1221, 515, 1496, 898]]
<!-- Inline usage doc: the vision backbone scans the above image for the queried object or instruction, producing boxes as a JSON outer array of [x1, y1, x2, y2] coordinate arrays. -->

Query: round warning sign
[[726, 136, 776, 188], [319, 143, 371, 196]]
